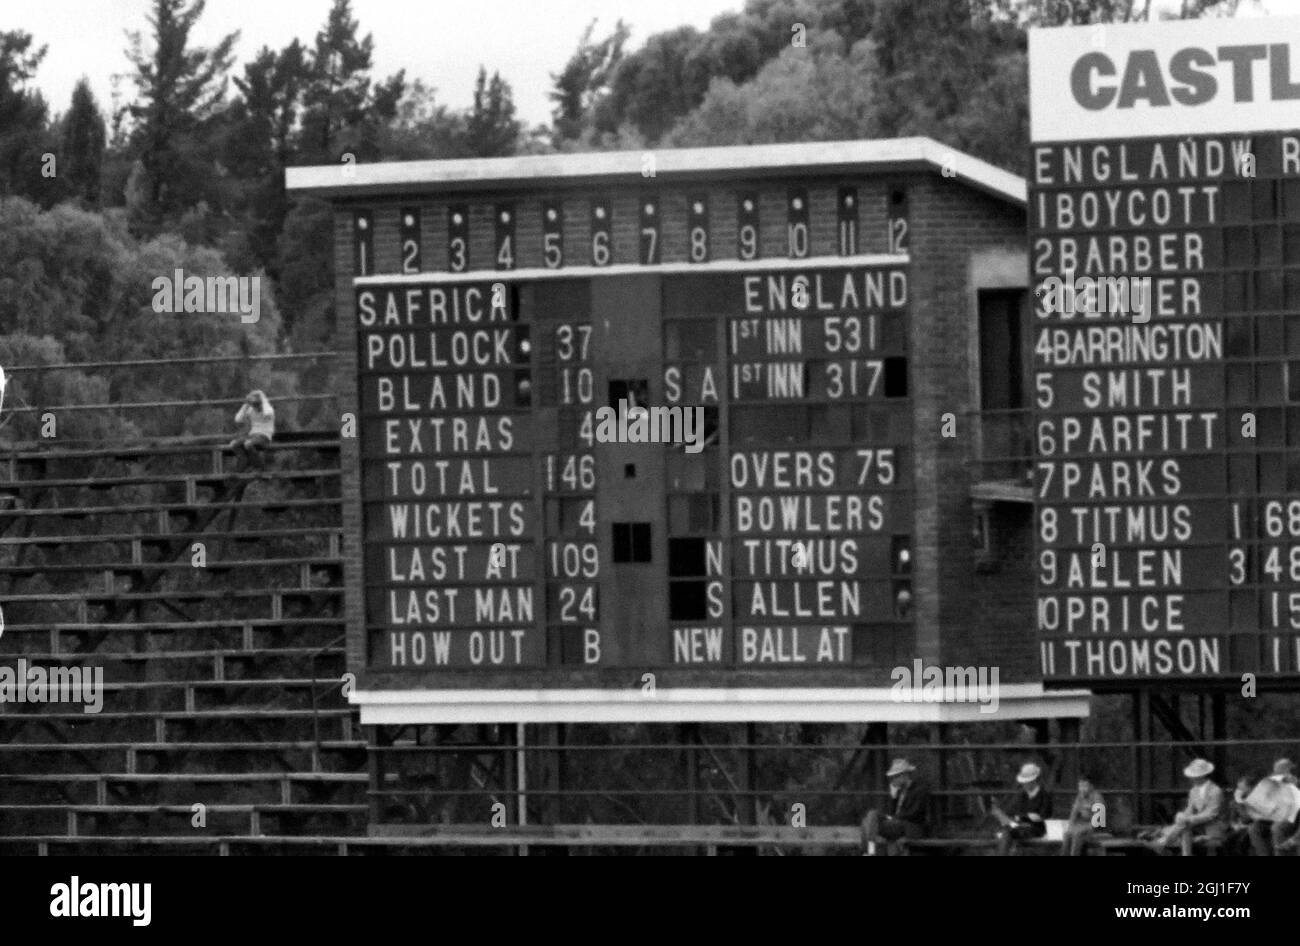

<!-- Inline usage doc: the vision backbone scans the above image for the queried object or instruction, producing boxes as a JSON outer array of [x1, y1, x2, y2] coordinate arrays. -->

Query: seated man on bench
[[228, 390, 275, 474], [861, 758, 930, 855], [1145, 758, 1227, 856], [1246, 758, 1300, 855], [992, 762, 1053, 854]]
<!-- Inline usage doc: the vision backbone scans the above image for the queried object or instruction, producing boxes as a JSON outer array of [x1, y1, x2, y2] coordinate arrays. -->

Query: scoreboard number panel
[[688, 194, 709, 263], [399, 208, 420, 274], [542, 201, 564, 269], [590, 198, 612, 267], [787, 188, 810, 259], [448, 204, 469, 272], [887, 186, 909, 255], [353, 180, 915, 689], [640, 194, 660, 265], [495, 203, 515, 271], [354, 211, 373, 277], [838, 188, 858, 256], [737, 192, 759, 261]]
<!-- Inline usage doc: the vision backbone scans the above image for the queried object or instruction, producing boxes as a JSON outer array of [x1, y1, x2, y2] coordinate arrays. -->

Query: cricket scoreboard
[[1029, 17, 1300, 682], [342, 158, 923, 708]]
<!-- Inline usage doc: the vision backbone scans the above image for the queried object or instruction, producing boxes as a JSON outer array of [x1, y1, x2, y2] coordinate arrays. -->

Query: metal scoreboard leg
[[515, 722, 528, 857], [1133, 690, 1152, 824]]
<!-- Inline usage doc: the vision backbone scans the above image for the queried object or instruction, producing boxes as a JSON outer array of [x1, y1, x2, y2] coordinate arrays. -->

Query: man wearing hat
[[1149, 758, 1227, 856], [1247, 758, 1300, 855], [860, 758, 931, 855], [992, 762, 1053, 854]]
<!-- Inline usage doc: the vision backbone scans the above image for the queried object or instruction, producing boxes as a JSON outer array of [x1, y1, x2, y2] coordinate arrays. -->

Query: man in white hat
[[860, 758, 931, 855], [1246, 757, 1300, 855], [1149, 758, 1227, 856], [991, 761, 1053, 854]]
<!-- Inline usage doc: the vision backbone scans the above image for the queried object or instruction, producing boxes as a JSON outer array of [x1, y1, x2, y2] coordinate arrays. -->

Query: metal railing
[[364, 731, 1300, 835]]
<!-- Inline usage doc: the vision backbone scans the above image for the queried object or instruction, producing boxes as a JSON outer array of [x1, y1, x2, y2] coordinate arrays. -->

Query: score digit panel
[[352, 182, 915, 685]]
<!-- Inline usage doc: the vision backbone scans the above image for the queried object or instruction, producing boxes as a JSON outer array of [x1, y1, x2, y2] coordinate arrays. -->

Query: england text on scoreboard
[[1029, 16, 1300, 682], [353, 187, 914, 681]]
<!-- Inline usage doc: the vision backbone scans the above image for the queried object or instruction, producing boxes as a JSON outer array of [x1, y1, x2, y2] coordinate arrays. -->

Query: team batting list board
[[350, 178, 916, 691], [1029, 17, 1300, 682]]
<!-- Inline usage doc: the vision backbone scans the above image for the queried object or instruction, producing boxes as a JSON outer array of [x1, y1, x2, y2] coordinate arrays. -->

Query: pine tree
[[0, 31, 54, 204], [124, 0, 237, 232], [299, 0, 375, 163], [465, 67, 520, 158], [549, 20, 629, 144], [59, 79, 107, 206]]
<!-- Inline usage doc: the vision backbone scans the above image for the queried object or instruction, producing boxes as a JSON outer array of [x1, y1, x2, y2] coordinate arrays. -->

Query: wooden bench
[[369, 822, 865, 852], [10, 497, 340, 520], [1088, 833, 1225, 856], [897, 837, 1001, 855], [0, 527, 342, 550], [1, 648, 346, 682], [2, 618, 346, 658], [0, 803, 369, 839], [6, 436, 339, 464], [0, 467, 339, 492], [0, 556, 342, 578]]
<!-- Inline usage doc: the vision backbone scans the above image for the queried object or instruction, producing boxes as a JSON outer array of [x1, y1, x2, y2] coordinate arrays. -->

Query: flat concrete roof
[[286, 137, 1027, 208]]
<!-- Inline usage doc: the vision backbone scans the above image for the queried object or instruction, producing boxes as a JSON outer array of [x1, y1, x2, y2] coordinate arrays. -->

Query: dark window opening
[[893, 580, 914, 620], [977, 289, 1028, 410], [890, 535, 912, 575], [669, 581, 707, 621], [609, 379, 649, 409], [613, 522, 652, 563], [668, 537, 706, 576], [884, 357, 908, 398]]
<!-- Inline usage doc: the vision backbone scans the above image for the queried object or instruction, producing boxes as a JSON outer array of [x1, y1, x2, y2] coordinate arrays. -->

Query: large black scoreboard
[[1029, 18, 1300, 682], [348, 176, 916, 697]]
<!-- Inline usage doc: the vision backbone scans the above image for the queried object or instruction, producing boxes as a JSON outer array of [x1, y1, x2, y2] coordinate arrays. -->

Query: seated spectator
[[227, 390, 275, 473], [992, 762, 1052, 854], [1225, 776, 1257, 857], [860, 758, 931, 855], [1060, 773, 1105, 856], [1247, 758, 1300, 856], [1146, 758, 1227, 856]]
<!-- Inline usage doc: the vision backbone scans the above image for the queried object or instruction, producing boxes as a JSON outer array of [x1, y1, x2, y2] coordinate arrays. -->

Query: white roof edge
[[285, 137, 1026, 208]]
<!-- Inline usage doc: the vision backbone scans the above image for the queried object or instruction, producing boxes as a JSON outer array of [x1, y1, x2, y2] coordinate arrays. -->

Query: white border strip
[[353, 253, 909, 286], [353, 685, 1093, 725], [288, 137, 1027, 207]]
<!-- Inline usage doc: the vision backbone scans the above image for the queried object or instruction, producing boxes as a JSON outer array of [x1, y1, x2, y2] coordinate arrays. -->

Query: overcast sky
[[11, 0, 1300, 128], [14, 0, 745, 127]]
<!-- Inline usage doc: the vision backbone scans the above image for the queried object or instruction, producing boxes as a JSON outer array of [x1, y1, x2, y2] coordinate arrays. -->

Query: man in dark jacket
[[861, 758, 931, 855], [993, 762, 1053, 854]]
